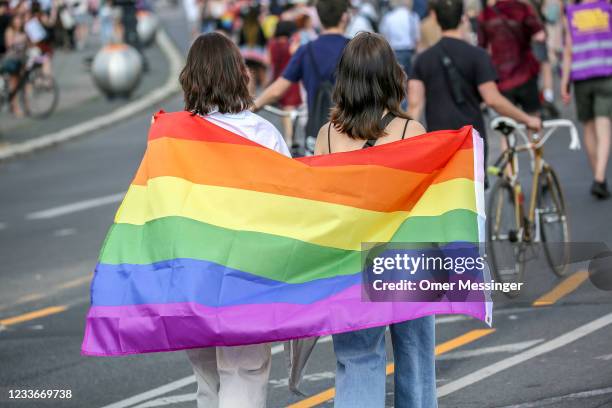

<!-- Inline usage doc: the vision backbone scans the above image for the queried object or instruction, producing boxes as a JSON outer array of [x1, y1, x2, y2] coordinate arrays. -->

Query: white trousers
[[186, 344, 272, 408]]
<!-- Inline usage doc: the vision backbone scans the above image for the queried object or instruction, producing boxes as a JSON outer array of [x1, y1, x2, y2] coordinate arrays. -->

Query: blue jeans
[[395, 49, 414, 111], [394, 49, 415, 78], [332, 316, 437, 408]]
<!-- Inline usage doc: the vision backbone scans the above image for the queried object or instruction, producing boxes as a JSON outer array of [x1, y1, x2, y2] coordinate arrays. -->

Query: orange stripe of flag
[[132, 137, 475, 212]]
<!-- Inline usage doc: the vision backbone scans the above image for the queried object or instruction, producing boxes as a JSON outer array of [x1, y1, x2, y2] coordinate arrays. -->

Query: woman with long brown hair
[[314, 32, 437, 408], [179, 32, 290, 408]]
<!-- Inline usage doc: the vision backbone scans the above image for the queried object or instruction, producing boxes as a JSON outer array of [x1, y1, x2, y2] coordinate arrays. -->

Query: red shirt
[[268, 37, 302, 107], [478, 0, 543, 91]]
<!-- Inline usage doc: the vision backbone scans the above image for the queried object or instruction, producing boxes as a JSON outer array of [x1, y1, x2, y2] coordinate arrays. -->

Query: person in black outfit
[[0, 0, 11, 56], [408, 0, 541, 174]]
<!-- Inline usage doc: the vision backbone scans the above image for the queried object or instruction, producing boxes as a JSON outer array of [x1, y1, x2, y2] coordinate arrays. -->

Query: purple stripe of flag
[[82, 285, 488, 356]]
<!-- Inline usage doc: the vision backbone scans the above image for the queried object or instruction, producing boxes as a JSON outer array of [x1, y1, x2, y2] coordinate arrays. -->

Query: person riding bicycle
[[561, 0, 612, 199], [2, 12, 28, 116]]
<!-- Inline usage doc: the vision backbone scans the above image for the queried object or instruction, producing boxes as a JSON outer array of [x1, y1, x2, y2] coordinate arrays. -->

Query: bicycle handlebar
[[490, 116, 581, 151]]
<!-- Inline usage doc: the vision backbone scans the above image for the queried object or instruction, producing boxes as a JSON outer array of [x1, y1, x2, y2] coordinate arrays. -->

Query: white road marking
[[131, 394, 194, 408], [438, 312, 612, 398], [437, 339, 544, 361], [494, 386, 612, 408], [105, 337, 548, 408], [100, 337, 333, 408], [0, 29, 183, 162], [269, 372, 335, 389], [53, 228, 76, 237], [99, 309, 541, 408], [26, 193, 124, 220], [436, 315, 467, 324], [99, 377, 195, 408], [131, 372, 339, 408], [435, 307, 536, 325], [595, 353, 612, 361]]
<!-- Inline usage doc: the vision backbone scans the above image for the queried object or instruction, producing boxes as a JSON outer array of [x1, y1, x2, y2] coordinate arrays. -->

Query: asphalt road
[[1, 6, 611, 408]]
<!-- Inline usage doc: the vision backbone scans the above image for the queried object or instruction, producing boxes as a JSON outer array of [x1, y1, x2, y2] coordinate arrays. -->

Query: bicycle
[[0, 47, 59, 119], [262, 104, 308, 156], [486, 117, 581, 298]]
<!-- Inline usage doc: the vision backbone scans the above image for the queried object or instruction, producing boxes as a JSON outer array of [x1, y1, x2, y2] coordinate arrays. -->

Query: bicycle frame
[[489, 118, 580, 243], [1, 62, 40, 106]]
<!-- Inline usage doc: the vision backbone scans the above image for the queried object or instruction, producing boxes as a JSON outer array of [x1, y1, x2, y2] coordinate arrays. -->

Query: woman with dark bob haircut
[[179, 32, 290, 408], [314, 33, 437, 408]]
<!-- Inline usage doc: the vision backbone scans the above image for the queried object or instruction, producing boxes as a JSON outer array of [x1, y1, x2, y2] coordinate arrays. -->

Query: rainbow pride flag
[[81, 111, 490, 356]]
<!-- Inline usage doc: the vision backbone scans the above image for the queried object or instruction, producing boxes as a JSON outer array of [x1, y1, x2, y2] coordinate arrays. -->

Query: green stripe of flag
[[99, 209, 479, 283]]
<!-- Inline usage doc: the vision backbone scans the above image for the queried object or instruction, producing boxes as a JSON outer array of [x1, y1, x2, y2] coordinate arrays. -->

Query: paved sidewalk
[[0, 17, 171, 146]]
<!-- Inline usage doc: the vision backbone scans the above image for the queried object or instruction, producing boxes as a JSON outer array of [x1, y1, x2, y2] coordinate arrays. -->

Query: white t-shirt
[[25, 18, 47, 43], [380, 6, 420, 51], [202, 110, 291, 157]]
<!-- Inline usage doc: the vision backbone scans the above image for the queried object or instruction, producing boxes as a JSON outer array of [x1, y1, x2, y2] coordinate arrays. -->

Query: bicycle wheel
[[538, 166, 571, 277], [487, 178, 526, 298], [20, 68, 59, 119]]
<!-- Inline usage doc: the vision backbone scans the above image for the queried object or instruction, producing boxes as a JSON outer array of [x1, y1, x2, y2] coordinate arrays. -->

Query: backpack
[[305, 43, 334, 148]]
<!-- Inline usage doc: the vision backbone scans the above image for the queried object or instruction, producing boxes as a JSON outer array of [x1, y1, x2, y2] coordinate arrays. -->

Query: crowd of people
[[0, 0, 100, 114], [0, 0, 154, 116], [179, 0, 609, 199]]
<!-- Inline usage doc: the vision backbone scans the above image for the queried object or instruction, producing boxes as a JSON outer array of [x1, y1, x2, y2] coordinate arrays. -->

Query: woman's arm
[[407, 79, 425, 122]]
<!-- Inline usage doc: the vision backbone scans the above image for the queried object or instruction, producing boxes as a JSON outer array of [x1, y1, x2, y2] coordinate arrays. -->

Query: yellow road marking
[[286, 328, 496, 408], [57, 275, 91, 290], [434, 329, 496, 355], [16, 293, 45, 303], [0, 305, 68, 326], [0, 275, 91, 312], [533, 270, 589, 306]]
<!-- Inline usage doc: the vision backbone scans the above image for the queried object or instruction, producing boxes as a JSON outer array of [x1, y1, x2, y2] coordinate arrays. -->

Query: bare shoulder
[[405, 119, 427, 138], [317, 121, 332, 138], [314, 121, 332, 155]]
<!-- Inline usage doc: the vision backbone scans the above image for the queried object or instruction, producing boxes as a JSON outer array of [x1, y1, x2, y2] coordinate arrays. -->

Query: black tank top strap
[[401, 118, 411, 140], [362, 112, 397, 149], [362, 138, 377, 148], [379, 112, 396, 130], [327, 122, 332, 153]]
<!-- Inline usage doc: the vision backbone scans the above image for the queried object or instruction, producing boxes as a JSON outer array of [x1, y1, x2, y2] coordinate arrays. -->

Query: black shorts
[[502, 77, 541, 114]]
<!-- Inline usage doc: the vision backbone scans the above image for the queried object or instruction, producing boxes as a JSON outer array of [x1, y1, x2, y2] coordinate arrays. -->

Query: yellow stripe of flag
[[115, 176, 478, 251]]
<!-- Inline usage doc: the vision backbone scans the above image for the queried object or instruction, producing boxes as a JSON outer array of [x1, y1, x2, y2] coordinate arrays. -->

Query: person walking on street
[[268, 20, 302, 147], [179, 33, 290, 408], [478, 0, 546, 117], [408, 0, 541, 179], [253, 0, 350, 154], [561, 0, 612, 199], [379, 0, 420, 77], [314, 32, 435, 408], [345, 0, 377, 38]]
